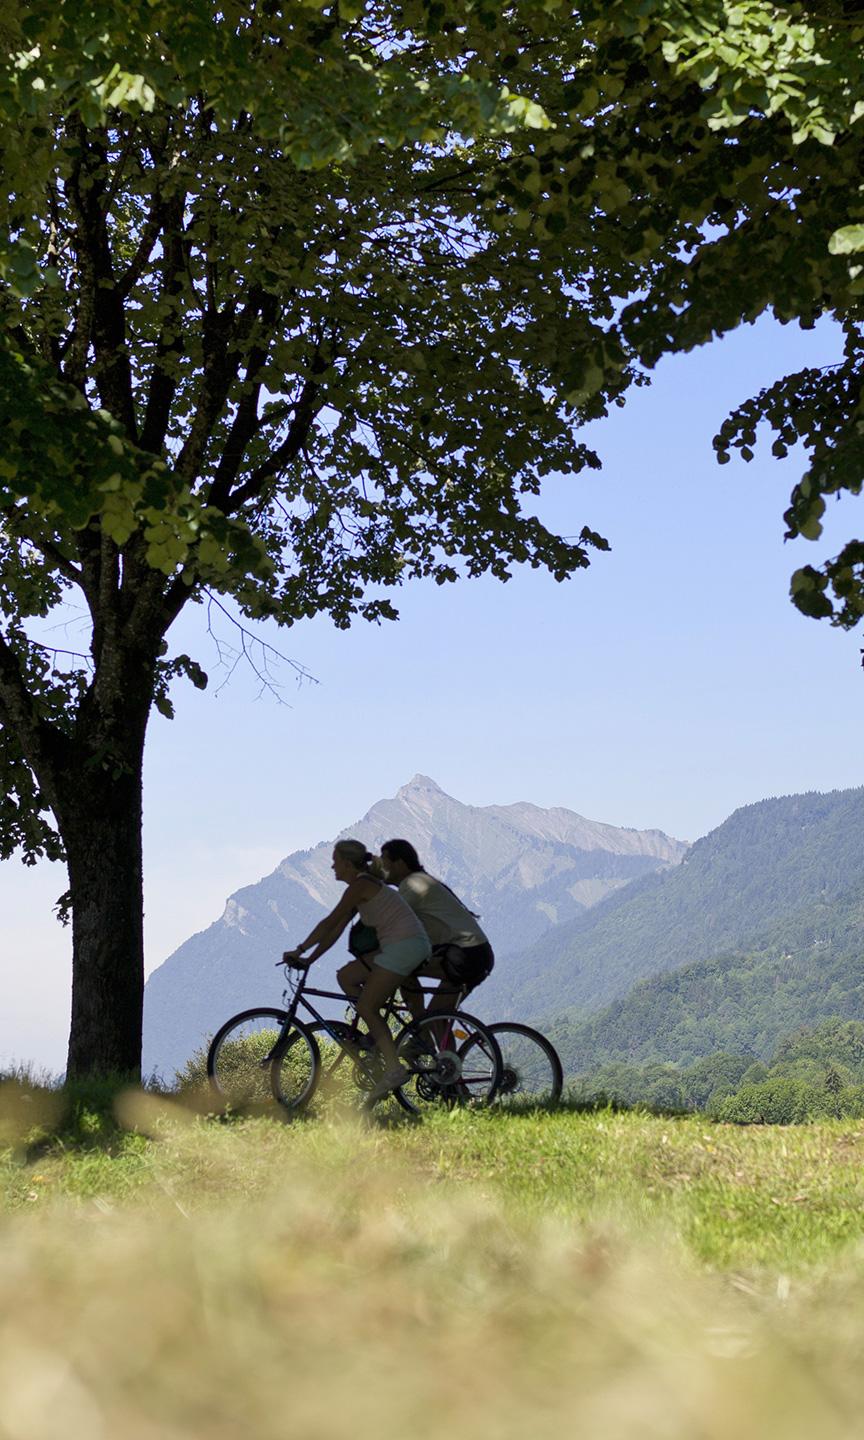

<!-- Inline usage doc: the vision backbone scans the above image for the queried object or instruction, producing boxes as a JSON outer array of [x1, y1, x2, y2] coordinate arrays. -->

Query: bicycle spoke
[[306, 1021, 383, 1102], [391, 1012, 501, 1114], [269, 1020, 320, 1111]]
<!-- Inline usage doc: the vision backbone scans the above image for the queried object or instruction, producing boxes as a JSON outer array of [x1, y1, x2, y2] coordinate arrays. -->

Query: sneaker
[[365, 1063, 410, 1104], [399, 1035, 435, 1066]]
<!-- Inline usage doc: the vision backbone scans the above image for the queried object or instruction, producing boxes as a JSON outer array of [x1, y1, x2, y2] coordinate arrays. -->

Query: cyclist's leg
[[337, 957, 373, 999], [398, 966, 430, 1021], [355, 964, 405, 1069], [406, 948, 446, 1012]]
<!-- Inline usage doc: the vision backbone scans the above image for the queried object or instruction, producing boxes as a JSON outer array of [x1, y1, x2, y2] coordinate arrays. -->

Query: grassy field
[[3, 1082, 864, 1438]]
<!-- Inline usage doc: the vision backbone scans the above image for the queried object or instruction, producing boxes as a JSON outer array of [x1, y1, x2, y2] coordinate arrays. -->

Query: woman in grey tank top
[[283, 838, 430, 1097]]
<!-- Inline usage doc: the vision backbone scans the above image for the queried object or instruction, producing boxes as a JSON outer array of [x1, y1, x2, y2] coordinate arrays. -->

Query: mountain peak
[[397, 774, 446, 798]]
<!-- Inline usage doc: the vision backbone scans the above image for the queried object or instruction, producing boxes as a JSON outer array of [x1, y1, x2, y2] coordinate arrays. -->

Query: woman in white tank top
[[283, 838, 431, 1097]]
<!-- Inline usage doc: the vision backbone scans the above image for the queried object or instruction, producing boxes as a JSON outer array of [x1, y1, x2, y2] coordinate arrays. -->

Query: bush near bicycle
[[283, 838, 431, 1100]]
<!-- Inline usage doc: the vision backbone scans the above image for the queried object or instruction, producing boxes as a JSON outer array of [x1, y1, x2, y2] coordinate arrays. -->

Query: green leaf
[[828, 225, 864, 256]]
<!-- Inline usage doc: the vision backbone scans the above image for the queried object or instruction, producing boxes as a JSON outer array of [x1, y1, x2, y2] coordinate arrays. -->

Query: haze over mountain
[[489, 786, 864, 1033], [143, 775, 685, 1077]]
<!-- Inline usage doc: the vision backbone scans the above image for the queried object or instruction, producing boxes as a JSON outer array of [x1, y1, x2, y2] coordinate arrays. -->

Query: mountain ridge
[[484, 785, 864, 1025]]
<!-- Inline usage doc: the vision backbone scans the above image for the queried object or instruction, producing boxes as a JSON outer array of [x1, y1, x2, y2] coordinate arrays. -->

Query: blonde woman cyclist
[[282, 838, 431, 1098]]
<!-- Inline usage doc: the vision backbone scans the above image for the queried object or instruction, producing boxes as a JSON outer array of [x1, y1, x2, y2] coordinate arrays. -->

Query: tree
[[470, 0, 864, 625], [3, 1, 862, 1078], [604, 2, 864, 630], [0, 0, 654, 1078]]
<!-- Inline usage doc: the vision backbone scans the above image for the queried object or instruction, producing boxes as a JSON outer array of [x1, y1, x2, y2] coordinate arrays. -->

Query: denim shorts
[[374, 935, 431, 977]]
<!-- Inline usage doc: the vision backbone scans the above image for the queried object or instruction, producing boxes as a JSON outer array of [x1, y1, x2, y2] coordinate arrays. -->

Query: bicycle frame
[[271, 964, 468, 1071]]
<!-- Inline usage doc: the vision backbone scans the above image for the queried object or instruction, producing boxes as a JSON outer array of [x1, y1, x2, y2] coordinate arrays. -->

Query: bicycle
[[206, 959, 503, 1117]]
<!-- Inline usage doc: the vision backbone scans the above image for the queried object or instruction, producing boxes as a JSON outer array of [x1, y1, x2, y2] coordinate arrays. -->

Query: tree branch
[[64, 120, 137, 437], [30, 536, 84, 590], [221, 362, 325, 514], [0, 506, 84, 590], [139, 192, 190, 454], [117, 117, 180, 298], [204, 590, 317, 698], [172, 285, 270, 485], [206, 294, 281, 509]]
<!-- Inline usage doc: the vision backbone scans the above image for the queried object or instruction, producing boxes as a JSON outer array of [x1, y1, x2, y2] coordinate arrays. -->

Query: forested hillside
[[485, 787, 864, 1022], [547, 886, 864, 1075]]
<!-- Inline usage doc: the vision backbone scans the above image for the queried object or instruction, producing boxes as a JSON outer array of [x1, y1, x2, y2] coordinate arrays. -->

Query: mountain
[[143, 775, 685, 1079], [487, 785, 864, 1027], [547, 882, 864, 1076]]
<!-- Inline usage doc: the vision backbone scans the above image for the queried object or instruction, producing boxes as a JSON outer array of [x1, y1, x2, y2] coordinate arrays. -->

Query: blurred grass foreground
[[3, 1080, 864, 1438]]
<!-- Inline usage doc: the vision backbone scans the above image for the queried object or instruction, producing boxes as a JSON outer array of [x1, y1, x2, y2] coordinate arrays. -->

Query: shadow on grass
[[0, 1071, 222, 1161], [0, 1070, 701, 1164]]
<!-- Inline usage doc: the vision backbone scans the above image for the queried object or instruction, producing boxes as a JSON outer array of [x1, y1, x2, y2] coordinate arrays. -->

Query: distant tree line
[[570, 1017, 864, 1124]]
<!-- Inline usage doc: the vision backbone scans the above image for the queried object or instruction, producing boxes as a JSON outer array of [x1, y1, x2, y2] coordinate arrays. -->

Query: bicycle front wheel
[[392, 1011, 502, 1115], [269, 1016, 321, 1113], [207, 1008, 288, 1111], [485, 1023, 563, 1107]]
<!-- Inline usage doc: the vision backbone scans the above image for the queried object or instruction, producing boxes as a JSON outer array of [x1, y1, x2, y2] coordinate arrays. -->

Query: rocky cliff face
[[143, 775, 686, 1079]]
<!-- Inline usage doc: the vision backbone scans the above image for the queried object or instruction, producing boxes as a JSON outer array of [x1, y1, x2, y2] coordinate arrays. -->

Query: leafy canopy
[[0, 0, 633, 864], [1, 0, 864, 868]]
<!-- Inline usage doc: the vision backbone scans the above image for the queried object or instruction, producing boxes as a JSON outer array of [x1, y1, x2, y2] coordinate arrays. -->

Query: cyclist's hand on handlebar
[[279, 949, 305, 967]]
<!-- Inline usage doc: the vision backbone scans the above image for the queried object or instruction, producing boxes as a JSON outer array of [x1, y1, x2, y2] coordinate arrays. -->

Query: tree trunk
[[58, 738, 147, 1081]]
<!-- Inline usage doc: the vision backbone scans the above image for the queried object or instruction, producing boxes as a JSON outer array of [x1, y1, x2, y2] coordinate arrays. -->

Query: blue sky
[[2, 312, 862, 1072]]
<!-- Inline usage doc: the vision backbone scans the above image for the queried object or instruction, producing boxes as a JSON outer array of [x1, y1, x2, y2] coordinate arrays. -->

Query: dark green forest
[[505, 787, 864, 1123], [565, 1017, 864, 1125]]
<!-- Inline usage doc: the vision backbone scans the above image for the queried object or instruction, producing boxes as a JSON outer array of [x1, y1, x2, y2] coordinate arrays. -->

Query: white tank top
[[357, 878, 427, 947]]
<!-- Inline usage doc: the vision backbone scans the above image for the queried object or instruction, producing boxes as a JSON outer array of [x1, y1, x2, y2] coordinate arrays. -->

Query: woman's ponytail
[[333, 838, 373, 871]]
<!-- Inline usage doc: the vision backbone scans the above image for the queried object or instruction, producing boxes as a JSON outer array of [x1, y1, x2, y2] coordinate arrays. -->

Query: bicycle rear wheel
[[392, 1011, 502, 1115], [207, 1008, 288, 1111], [485, 1023, 563, 1106]]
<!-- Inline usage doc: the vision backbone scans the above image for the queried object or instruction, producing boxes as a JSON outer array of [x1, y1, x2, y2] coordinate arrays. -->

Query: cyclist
[[282, 837, 431, 1098], [378, 838, 495, 1018]]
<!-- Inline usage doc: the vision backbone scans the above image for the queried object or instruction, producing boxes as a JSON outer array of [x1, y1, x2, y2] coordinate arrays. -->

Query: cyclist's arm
[[284, 878, 374, 964]]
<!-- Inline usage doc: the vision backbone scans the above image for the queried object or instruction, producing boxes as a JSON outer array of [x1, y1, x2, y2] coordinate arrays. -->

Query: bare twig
[[204, 591, 317, 703]]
